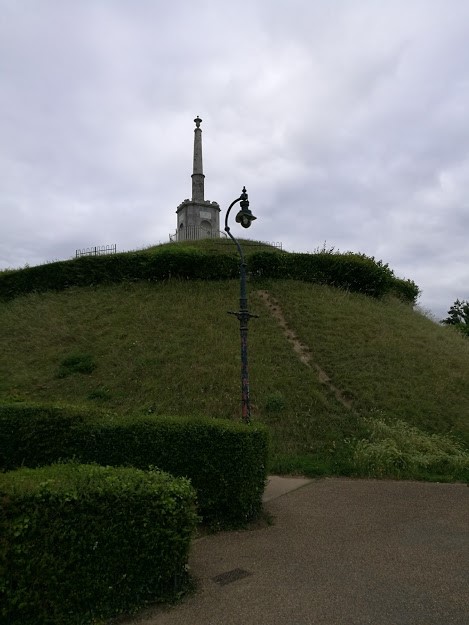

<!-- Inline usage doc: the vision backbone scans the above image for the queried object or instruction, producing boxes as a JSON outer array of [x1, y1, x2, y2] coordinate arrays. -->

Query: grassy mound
[[1, 273, 468, 481]]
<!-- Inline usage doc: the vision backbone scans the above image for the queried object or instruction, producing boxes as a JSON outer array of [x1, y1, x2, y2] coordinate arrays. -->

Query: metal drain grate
[[211, 568, 252, 586]]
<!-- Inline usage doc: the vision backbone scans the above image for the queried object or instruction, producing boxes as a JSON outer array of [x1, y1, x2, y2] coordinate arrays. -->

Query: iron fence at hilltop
[[75, 244, 117, 258]]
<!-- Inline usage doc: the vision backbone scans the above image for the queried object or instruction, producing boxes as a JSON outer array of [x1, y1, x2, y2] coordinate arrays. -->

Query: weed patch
[[87, 387, 112, 401], [351, 417, 469, 480], [56, 353, 96, 378], [265, 392, 286, 413]]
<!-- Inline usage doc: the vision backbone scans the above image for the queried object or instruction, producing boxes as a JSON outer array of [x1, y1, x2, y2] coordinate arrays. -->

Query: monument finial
[[194, 115, 202, 128]]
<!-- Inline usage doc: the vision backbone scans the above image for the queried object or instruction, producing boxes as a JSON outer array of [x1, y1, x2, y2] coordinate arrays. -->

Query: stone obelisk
[[191, 115, 204, 202], [175, 116, 220, 241]]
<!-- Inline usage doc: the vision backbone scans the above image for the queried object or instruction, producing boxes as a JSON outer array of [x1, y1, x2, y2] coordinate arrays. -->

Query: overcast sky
[[2, 0, 469, 319]]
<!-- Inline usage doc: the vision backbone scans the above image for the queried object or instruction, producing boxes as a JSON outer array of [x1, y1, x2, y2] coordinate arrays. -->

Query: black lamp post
[[224, 186, 257, 424]]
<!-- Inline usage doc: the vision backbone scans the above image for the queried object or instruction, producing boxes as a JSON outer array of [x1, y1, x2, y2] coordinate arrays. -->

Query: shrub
[[389, 277, 421, 304], [0, 403, 269, 528], [0, 463, 197, 625]]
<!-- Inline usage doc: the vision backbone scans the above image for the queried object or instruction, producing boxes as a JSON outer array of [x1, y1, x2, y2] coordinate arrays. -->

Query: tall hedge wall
[[0, 248, 420, 303], [0, 403, 269, 528], [0, 463, 197, 625]]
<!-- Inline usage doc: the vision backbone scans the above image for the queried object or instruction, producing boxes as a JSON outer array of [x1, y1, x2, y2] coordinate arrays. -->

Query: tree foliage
[[441, 299, 469, 336]]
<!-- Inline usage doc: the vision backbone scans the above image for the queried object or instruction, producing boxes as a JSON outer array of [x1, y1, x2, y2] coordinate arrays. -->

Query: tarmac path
[[121, 478, 469, 625]]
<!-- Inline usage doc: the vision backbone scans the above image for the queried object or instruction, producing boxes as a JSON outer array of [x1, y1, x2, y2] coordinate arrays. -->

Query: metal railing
[[169, 230, 282, 251], [169, 228, 226, 242], [75, 244, 117, 258]]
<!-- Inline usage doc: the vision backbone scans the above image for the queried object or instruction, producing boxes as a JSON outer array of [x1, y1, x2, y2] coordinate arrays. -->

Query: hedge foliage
[[0, 463, 197, 625], [0, 248, 238, 300], [249, 251, 415, 300], [0, 403, 269, 528], [0, 247, 419, 304]]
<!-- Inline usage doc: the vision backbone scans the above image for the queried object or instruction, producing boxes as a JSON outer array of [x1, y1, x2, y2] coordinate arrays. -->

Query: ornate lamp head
[[235, 186, 257, 229]]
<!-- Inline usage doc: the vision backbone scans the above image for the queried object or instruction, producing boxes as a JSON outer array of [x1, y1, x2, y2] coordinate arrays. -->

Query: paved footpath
[[121, 478, 469, 625]]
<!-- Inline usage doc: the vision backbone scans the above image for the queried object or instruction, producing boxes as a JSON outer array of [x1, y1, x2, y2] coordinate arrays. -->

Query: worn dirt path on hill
[[256, 290, 352, 409]]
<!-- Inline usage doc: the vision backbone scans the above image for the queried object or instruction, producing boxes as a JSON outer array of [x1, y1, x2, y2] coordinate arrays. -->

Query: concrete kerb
[[262, 474, 313, 502]]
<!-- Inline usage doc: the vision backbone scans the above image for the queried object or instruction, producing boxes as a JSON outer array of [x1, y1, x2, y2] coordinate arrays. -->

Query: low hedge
[[0, 463, 197, 625], [0, 403, 269, 528], [0, 248, 239, 301], [0, 248, 419, 304], [249, 251, 420, 303]]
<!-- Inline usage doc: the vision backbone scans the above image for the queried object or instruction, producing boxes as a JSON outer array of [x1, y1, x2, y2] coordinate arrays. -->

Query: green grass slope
[[143, 237, 284, 255], [1, 243, 468, 481]]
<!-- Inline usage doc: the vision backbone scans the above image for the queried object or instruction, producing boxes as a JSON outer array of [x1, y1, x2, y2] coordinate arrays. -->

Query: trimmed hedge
[[249, 251, 420, 303], [0, 463, 197, 625], [0, 248, 420, 304], [0, 248, 239, 301], [0, 403, 269, 528]]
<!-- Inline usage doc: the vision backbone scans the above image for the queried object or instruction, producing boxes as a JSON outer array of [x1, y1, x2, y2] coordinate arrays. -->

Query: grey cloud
[[1, 1, 469, 319]]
